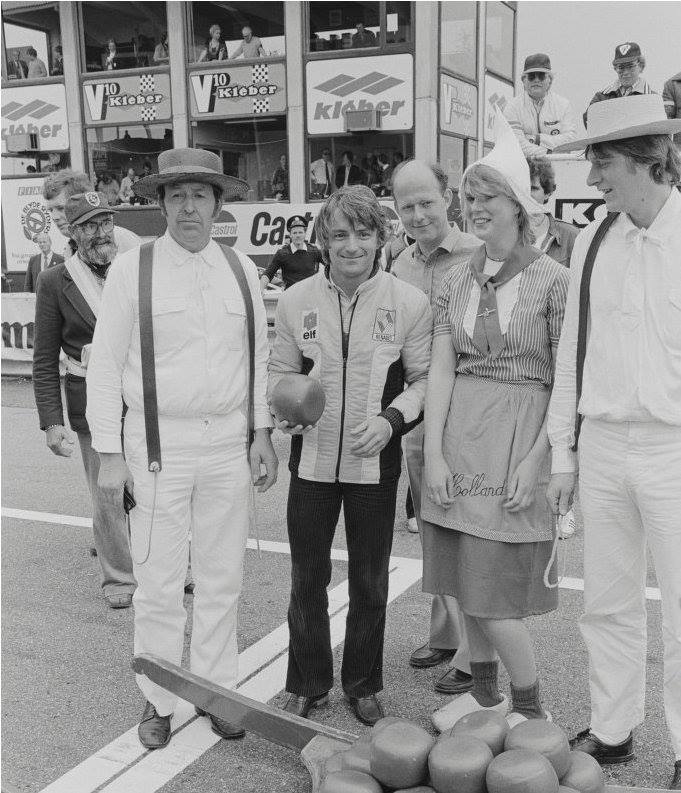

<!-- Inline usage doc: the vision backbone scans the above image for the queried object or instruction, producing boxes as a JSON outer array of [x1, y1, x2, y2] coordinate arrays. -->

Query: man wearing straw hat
[[86, 147, 278, 750], [546, 95, 681, 788]]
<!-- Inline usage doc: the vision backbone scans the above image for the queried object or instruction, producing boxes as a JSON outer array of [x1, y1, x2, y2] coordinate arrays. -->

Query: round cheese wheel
[[370, 720, 435, 789], [319, 770, 383, 793], [558, 751, 606, 793], [428, 734, 493, 793], [486, 749, 559, 793], [504, 720, 571, 779], [341, 742, 372, 775], [448, 710, 509, 756], [270, 374, 325, 426]]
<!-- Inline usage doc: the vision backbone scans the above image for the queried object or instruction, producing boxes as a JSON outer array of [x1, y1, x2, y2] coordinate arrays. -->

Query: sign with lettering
[[440, 74, 478, 138], [1, 84, 69, 153], [306, 54, 413, 134], [82, 73, 172, 125], [189, 61, 286, 118]]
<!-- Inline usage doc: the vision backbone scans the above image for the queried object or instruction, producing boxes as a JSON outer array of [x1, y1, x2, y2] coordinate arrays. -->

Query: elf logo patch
[[301, 309, 318, 341], [372, 308, 396, 342]]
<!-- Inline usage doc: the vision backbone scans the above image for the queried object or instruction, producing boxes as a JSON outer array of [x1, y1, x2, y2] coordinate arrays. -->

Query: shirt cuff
[[551, 446, 577, 474], [255, 410, 274, 430], [379, 407, 404, 437], [91, 433, 124, 454]]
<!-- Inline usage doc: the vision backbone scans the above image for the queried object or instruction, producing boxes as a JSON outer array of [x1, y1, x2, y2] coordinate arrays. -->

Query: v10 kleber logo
[[83, 74, 169, 123]]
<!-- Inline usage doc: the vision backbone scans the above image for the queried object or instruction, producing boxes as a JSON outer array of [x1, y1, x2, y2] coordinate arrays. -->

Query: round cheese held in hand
[[270, 374, 326, 426]]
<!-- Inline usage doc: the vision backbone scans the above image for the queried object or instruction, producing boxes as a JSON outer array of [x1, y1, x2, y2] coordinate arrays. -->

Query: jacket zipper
[[335, 293, 357, 481]]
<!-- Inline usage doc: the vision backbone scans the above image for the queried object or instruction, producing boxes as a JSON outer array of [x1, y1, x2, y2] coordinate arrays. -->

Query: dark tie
[[470, 245, 541, 359], [325, 162, 333, 195]]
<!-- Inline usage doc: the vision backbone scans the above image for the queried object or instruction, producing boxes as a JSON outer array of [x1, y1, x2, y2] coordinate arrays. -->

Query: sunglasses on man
[[526, 72, 549, 82]]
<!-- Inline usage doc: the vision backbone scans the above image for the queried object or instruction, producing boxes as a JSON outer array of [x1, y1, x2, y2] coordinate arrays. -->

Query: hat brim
[[132, 171, 249, 201], [553, 119, 681, 152], [522, 67, 552, 75], [70, 206, 118, 225], [612, 56, 640, 65]]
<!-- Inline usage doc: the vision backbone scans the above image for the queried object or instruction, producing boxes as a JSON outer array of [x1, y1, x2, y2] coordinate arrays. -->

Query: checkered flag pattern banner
[[141, 106, 158, 121], [139, 74, 155, 93], [252, 63, 269, 83], [253, 98, 270, 114]]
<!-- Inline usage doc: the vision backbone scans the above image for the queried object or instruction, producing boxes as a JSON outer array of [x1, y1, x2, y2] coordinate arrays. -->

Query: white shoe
[[407, 517, 419, 533], [506, 710, 553, 728], [558, 510, 575, 539], [432, 692, 509, 733]]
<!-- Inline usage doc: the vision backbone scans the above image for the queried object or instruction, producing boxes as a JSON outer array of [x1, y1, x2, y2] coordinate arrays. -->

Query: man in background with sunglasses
[[32, 192, 135, 610], [585, 43, 656, 126], [504, 53, 577, 157]]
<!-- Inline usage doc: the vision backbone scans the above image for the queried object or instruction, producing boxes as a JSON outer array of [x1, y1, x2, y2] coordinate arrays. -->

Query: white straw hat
[[553, 94, 681, 153], [462, 111, 546, 217]]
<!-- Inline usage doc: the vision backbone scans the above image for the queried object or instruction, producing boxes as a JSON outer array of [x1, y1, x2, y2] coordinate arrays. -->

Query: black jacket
[[335, 164, 363, 189], [24, 252, 63, 293], [33, 262, 96, 433]]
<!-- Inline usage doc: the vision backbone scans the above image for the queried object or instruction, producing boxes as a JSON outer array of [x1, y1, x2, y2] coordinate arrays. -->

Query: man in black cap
[[585, 42, 655, 125], [32, 192, 135, 610], [259, 216, 323, 291], [504, 53, 577, 157]]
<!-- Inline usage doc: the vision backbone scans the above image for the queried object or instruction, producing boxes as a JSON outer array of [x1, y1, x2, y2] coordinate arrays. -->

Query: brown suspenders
[[137, 241, 256, 473], [571, 211, 619, 451]]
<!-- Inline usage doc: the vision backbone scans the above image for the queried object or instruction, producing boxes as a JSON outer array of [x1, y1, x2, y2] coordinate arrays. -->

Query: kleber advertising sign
[[189, 61, 286, 118], [440, 74, 478, 138], [1, 84, 69, 153], [484, 75, 514, 143], [306, 55, 413, 134], [82, 73, 172, 125]]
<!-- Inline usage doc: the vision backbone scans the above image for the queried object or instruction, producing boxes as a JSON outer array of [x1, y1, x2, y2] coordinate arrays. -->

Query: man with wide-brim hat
[[546, 95, 681, 788], [584, 41, 656, 126], [86, 147, 278, 749], [503, 52, 577, 157], [259, 214, 323, 292]]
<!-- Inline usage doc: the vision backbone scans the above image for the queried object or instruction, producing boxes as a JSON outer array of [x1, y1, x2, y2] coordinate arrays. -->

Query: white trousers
[[125, 410, 251, 716], [404, 424, 471, 672], [579, 418, 681, 758]]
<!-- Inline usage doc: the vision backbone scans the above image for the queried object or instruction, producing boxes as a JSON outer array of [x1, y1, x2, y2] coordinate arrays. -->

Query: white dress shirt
[[548, 188, 681, 473], [87, 231, 272, 454]]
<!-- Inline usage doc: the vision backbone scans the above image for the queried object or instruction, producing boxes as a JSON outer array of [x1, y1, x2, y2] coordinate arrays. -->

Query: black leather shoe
[[409, 643, 457, 668], [195, 707, 245, 739], [346, 694, 385, 726], [434, 666, 474, 695], [281, 692, 329, 718], [138, 701, 172, 749], [569, 728, 634, 764], [670, 760, 681, 790]]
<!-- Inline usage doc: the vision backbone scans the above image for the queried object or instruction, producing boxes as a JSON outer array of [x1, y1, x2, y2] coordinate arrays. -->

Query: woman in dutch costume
[[423, 114, 569, 731]]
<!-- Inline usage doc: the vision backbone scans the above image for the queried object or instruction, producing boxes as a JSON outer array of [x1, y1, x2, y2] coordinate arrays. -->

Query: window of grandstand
[[308, 1, 412, 53], [485, 2, 515, 81], [2, 3, 61, 80], [1, 152, 70, 177], [188, 2, 285, 64], [440, 2, 477, 81], [439, 134, 466, 190], [190, 117, 288, 202], [80, 2, 168, 73], [306, 134, 413, 201], [84, 125, 173, 204]]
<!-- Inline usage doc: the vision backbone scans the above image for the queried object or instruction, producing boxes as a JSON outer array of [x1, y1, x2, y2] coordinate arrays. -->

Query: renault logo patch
[[301, 309, 318, 341], [372, 308, 396, 342], [84, 192, 101, 206]]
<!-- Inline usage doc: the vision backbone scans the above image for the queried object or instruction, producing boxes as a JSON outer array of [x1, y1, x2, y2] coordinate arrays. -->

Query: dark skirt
[[422, 522, 558, 619]]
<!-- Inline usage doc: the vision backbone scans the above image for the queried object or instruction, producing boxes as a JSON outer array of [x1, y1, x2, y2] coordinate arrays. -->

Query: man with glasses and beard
[[504, 53, 577, 157], [585, 42, 656, 125], [32, 193, 135, 610]]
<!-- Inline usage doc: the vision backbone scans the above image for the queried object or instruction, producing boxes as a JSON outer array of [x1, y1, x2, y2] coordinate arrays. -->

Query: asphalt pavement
[[1, 376, 674, 792]]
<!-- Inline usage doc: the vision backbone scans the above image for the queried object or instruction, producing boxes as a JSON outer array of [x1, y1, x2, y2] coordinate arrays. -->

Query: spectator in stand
[[25, 47, 47, 78], [310, 148, 335, 198], [377, 154, 392, 196], [663, 71, 681, 144], [271, 154, 289, 200], [198, 25, 228, 62], [153, 32, 169, 64], [7, 51, 28, 79], [504, 54, 577, 157], [43, 169, 140, 259], [104, 39, 118, 70], [52, 45, 64, 76], [260, 216, 323, 291], [96, 173, 121, 206], [118, 167, 138, 204], [231, 25, 266, 59], [585, 42, 655, 126], [24, 232, 63, 292], [363, 153, 383, 193], [352, 22, 377, 48], [335, 151, 363, 189]]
